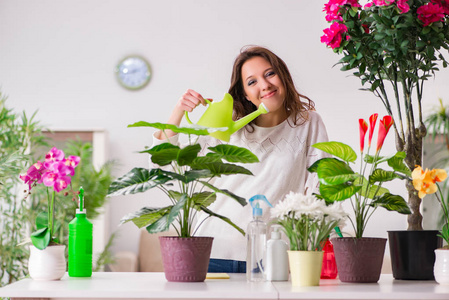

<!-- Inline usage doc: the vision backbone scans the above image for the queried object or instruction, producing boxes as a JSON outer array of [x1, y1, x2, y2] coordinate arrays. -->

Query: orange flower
[[412, 166, 448, 199]]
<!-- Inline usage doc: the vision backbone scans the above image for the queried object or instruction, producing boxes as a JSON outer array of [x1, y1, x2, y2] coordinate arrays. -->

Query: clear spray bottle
[[68, 187, 93, 277], [246, 194, 273, 282]]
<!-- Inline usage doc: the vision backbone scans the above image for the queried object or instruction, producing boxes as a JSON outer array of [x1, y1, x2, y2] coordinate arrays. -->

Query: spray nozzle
[[249, 194, 273, 217], [78, 186, 85, 213]]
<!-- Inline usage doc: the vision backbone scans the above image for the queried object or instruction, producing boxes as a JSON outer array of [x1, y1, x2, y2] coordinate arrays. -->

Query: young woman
[[154, 46, 329, 273]]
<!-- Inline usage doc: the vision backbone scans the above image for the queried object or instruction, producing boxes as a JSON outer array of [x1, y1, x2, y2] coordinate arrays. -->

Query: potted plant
[[20, 146, 80, 280], [321, 0, 449, 279], [271, 191, 347, 286], [410, 165, 449, 284], [308, 113, 411, 283], [107, 122, 258, 282]]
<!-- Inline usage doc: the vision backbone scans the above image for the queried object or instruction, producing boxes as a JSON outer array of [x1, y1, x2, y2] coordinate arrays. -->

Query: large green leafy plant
[[308, 114, 411, 238], [321, 0, 449, 230], [108, 122, 258, 237]]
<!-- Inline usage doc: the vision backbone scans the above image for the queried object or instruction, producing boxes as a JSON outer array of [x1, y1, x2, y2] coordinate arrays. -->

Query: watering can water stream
[[184, 93, 269, 142]]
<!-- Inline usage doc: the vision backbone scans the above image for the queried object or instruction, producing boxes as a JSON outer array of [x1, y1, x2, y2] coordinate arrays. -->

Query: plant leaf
[[312, 141, 357, 162], [387, 153, 411, 176], [369, 169, 402, 184], [177, 144, 201, 166], [108, 168, 171, 196], [317, 158, 359, 185], [121, 206, 171, 228], [192, 192, 216, 210], [191, 162, 253, 176], [145, 194, 188, 233], [319, 183, 362, 202], [370, 193, 411, 214], [355, 176, 389, 199], [208, 145, 259, 163], [30, 227, 51, 250], [199, 181, 247, 207], [128, 122, 211, 136], [35, 211, 48, 229], [145, 143, 180, 166]]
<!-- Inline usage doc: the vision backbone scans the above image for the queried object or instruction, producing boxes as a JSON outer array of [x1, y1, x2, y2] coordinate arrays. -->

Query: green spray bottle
[[68, 187, 93, 277]]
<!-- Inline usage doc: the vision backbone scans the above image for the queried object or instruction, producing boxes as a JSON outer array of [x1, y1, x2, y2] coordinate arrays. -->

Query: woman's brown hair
[[228, 46, 315, 130]]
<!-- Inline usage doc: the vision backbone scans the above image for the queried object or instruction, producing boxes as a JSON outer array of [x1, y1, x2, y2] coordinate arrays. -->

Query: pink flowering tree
[[321, 0, 449, 230], [20, 147, 80, 249], [308, 114, 411, 238]]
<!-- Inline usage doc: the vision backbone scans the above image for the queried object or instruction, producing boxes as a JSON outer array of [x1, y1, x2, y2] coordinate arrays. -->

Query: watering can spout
[[184, 93, 269, 142], [231, 103, 269, 134]]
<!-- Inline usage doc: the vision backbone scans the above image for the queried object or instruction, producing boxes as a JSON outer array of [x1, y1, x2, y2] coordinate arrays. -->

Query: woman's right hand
[[175, 89, 208, 114], [156, 89, 207, 140]]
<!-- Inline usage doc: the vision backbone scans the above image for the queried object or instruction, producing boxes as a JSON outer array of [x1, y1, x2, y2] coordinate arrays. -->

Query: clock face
[[116, 56, 151, 90]]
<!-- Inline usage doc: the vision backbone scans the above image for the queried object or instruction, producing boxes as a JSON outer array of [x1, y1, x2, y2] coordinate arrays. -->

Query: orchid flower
[[19, 147, 80, 250], [359, 119, 368, 152], [376, 115, 394, 152], [45, 147, 65, 162]]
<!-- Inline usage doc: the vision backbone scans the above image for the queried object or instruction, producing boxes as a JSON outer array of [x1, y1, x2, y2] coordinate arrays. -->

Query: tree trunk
[[403, 127, 425, 231]]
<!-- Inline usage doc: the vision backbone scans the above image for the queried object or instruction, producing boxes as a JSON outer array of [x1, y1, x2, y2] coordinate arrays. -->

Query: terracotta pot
[[331, 237, 386, 283], [28, 245, 66, 281], [159, 236, 213, 282], [288, 250, 323, 286], [434, 248, 449, 285], [388, 230, 442, 280]]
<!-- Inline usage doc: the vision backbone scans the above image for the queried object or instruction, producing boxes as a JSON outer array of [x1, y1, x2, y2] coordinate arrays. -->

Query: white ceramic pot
[[28, 245, 66, 280], [434, 248, 449, 285]]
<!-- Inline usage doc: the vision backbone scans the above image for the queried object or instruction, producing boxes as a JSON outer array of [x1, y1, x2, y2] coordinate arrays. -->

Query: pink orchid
[[64, 155, 81, 176], [417, 2, 445, 26], [368, 113, 378, 147], [376, 115, 394, 152], [359, 119, 368, 152], [20, 161, 47, 188], [321, 22, 348, 49], [45, 147, 65, 162], [20, 147, 80, 193], [42, 171, 72, 192]]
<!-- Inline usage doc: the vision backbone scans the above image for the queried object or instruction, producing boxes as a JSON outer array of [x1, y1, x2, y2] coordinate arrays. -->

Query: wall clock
[[115, 56, 151, 90]]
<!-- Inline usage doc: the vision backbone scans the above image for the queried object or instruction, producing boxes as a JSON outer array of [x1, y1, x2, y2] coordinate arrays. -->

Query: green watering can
[[185, 93, 269, 142]]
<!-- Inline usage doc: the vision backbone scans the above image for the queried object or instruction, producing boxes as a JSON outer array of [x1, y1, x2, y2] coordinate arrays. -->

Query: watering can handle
[[184, 98, 213, 124]]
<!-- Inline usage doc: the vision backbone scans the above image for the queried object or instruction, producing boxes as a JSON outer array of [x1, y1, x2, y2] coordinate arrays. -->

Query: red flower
[[362, 24, 370, 34], [359, 119, 368, 152], [432, 0, 449, 15], [368, 113, 378, 147], [376, 115, 394, 152], [321, 22, 348, 49], [397, 0, 410, 13], [417, 2, 445, 26]]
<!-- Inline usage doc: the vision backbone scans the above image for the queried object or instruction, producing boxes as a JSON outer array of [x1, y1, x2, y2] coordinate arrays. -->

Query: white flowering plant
[[271, 192, 347, 251]]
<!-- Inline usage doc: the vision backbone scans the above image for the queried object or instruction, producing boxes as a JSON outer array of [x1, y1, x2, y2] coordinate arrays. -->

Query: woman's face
[[241, 56, 286, 114]]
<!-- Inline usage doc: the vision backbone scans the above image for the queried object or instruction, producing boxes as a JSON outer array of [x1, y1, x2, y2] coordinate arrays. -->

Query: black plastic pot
[[388, 230, 442, 280]]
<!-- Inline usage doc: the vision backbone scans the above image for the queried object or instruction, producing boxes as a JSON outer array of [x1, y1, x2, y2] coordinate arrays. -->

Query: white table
[[0, 272, 448, 300]]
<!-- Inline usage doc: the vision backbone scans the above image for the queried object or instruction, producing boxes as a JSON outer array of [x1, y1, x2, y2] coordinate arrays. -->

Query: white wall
[[1, 0, 449, 258]]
